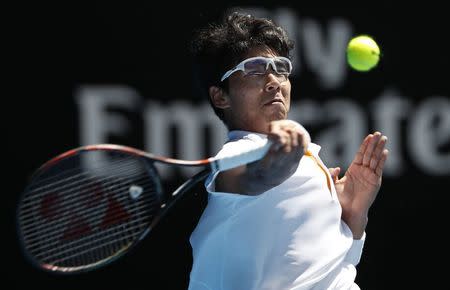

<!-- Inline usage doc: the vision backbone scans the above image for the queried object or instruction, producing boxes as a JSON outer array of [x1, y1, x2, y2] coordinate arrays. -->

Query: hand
[[329, 132, 389, 238], [268, 120, 310, 154], [256, 120, 311, 186]]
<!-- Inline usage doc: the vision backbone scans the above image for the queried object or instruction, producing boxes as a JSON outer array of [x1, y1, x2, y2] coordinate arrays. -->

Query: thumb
[[328, 167, 341, 182]]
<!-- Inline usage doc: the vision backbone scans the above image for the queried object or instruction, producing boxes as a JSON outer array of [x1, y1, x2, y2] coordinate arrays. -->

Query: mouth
[[264, 98, 284, 106]]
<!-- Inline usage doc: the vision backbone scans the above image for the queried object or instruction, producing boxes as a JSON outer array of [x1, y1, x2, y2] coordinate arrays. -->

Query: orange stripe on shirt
[[304, 150, 332, 194]]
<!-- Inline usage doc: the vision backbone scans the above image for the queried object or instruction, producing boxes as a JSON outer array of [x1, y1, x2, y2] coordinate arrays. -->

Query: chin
[[268, 106, 288, 120], [268, 112, 288, 122]]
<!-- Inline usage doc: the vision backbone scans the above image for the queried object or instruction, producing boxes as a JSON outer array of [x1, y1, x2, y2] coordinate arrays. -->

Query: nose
[[264, 70, 282, 92]]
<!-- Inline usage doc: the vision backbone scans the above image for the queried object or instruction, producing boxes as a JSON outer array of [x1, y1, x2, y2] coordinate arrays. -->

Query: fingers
[[355, 131, 388, 173], [299, 126, 311, 153], [362, 132, 382, 167], [353, 134, 371, 165], [370, 135, 388, 170], [268, 121, 310, 154], [268, 129, 297, 153], [375, 149, 389, 177], [328, 167, 341, 182], [268, 129, 288, 152]]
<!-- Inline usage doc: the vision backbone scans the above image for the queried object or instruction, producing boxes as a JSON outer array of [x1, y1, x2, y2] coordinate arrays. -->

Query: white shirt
[[189, 130, 365, 290]]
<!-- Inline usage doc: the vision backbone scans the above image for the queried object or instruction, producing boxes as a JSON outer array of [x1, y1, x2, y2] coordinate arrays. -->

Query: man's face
[[222, 47, 292, 133]]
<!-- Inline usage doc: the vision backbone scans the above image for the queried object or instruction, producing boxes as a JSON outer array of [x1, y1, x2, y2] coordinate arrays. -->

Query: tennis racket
[[17, 141, 271, 274]]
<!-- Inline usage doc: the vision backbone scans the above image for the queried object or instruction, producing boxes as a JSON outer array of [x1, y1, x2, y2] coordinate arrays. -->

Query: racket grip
[[214, 139, 272, 172]]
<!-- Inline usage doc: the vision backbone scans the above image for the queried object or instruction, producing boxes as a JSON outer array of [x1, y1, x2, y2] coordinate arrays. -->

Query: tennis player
[[188, 11, 388, 290]]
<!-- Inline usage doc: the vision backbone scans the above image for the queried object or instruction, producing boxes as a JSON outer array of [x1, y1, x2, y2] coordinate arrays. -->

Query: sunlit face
[[221, 47, 292, 133]]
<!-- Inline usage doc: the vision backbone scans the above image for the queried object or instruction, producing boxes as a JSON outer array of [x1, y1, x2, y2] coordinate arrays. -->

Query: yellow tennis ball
[[346, 35, 380, 72]]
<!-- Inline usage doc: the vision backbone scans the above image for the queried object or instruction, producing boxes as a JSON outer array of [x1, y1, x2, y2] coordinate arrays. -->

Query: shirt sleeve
[[344, 232, 366, 266], [205, 135, 267, 193]]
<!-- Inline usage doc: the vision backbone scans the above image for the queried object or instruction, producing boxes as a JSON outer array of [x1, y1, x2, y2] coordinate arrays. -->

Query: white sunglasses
[[220, 56, 293, 82]]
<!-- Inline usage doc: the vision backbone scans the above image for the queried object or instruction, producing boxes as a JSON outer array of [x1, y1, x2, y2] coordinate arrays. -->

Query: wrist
[[343, 213, 368, 239]]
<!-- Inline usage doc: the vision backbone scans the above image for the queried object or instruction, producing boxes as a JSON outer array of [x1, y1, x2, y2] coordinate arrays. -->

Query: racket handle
[[214, 139, 272, 172]]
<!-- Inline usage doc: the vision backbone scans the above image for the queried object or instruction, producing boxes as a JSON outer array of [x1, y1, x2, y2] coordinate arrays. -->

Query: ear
[[209, 86, 230, 109]]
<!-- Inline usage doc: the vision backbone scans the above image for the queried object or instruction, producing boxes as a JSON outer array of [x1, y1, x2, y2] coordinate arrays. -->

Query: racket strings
[[30, 214, 151, 258], [51, 231, 135, 268], [21, 184, 156, 257], [19, 174, 159, 244], [21, 154, 147, 202], [19, 179, 156, 246], [19, 166, 157, 224], [35, 216, 152, 265], [23, 196, 156, 253]]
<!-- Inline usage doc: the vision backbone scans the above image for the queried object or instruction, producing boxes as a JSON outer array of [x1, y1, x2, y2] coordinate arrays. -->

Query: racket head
[[16, 144, 164, 274]]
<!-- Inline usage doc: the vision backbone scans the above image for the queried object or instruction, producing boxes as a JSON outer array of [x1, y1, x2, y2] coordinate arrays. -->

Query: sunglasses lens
[[273, 58, 291, 74], [244, 58, 268, 75]]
